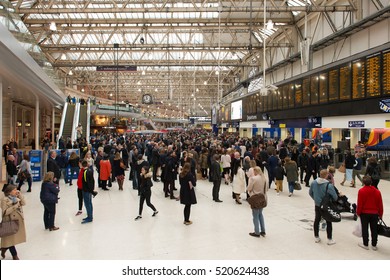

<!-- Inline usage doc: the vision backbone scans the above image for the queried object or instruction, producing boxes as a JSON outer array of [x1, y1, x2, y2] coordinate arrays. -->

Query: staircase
[[144, 119, 157, 130], [62, 104, 75, 140]]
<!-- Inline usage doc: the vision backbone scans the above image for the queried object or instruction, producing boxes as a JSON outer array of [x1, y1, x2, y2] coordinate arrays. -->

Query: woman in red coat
[[356, 176, 384, 250], [99, 154, 112, 191]]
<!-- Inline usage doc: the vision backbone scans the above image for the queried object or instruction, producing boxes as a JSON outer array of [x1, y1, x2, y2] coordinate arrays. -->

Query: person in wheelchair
[[327, 166, 357, 220]]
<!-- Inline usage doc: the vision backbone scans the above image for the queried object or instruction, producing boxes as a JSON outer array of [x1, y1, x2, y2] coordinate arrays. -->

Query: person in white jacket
[[232, 161, 246, 204]]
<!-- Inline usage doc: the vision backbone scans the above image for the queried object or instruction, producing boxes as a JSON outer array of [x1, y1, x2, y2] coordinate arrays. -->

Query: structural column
[[294, 128, 302, 143], [52, 108, 55, 144], [35, 98, 40, 151], [350, 129, 360, 150]]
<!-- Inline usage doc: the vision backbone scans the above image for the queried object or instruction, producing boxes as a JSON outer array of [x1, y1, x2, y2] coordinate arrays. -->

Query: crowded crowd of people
[[1, 129, 386, 259]]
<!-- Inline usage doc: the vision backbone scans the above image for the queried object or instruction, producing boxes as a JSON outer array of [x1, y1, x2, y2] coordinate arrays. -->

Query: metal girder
[[40, 42, 293, 51], [16, 5, 355, 14]]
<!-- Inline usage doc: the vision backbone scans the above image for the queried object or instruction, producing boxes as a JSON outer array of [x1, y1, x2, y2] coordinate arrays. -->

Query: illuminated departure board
[[282, 85, 289, 108], [384, 51, 390, 95], [288, 84, 294, 108], [302, 77, 310, 105], [319, 73, 328, 103], [294, 81, 302, 107], [366, 55, 381, 97], [339, 63, 351, 100], [352, 60, 365, 99], [328, 69, 339, 101], [310, 75, 319, 104]]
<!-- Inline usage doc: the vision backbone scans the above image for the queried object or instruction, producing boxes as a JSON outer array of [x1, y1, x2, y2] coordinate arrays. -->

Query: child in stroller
[[327, 166, 358, 220]]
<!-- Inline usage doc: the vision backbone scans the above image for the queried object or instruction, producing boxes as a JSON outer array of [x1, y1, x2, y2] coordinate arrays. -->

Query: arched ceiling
[[6, 0, 356, 117]]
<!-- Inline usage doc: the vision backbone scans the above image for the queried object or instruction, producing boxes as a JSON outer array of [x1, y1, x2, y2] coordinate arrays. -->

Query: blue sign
[[348, 121, 365, 128], [29, 150, 43, 182]]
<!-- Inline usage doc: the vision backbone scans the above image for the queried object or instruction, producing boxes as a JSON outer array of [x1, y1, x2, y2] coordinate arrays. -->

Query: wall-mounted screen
[[231, 100, 242, 120]]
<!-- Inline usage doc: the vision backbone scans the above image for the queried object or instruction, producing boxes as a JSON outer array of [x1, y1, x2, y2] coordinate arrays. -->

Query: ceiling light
[[266, 19, 274, 30], [155, 88, 158, 92], [215, 70, 219, 75], [142, 70, 146, 75], [196, 88, 199, 92], [49, 22, 57, 31], [203, 81, 207, 85], [68, 70, 73, 76], [109, 93, 113, 97], [61, 54, 66, 60]]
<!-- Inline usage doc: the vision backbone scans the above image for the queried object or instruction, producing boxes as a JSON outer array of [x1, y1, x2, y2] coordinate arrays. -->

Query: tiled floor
[[1, 169, 389, 260]]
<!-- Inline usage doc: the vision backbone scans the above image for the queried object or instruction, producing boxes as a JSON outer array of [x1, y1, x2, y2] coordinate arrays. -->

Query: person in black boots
[[179, 163, 197, 225], [134, 166, 158, 221], [210, 154, 223, 202], [151, 143, 161, 182]]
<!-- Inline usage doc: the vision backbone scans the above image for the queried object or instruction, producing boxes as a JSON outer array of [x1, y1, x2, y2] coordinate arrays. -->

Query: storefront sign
[[348, 120, 365, 128], [247, 115, 258, 121]]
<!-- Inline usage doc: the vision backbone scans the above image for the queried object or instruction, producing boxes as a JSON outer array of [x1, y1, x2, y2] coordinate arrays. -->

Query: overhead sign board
[[96, 66, 137, 71]]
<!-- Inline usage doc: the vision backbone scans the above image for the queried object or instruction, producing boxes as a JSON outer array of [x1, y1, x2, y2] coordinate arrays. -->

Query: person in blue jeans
[[247, 167, 268, 237], [309, 169, 338, 245], [81, 160, 95, 224], [67, 152, 80, 186]]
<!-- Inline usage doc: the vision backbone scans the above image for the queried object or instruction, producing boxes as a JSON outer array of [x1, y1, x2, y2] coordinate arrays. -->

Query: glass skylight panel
[[287, 0, 311, 16]]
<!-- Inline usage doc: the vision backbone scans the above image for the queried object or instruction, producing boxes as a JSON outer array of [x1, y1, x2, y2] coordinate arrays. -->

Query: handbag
[[320, 183, 341, 223], [377, 218, 390, 238], [338, 164, 346, 173], [248, 181, 267, 209], [294, 181, 302, 190], [0, 220, 20, 238]]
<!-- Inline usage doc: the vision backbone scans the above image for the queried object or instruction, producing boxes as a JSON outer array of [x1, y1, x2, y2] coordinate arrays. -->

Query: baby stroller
[[335, 194, 357, 220]]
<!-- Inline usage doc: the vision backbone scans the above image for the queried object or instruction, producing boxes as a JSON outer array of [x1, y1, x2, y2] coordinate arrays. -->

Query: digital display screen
[[366, 54, 381, 97], [231, 100, 242, 120]]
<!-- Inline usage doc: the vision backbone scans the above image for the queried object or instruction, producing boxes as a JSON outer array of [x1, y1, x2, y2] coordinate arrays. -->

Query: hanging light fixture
[[68, 69, 73, 76], [49, 22, 57, 31], [266, 19, 274, 30]]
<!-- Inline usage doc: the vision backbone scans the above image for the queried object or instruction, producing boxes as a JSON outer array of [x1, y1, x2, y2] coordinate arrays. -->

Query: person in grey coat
[[309, 169, 338, 245]]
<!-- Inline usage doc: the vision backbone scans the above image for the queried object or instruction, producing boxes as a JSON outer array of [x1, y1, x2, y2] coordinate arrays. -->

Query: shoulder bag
[[248, 180, 267, 209], [320, 183, 341, 222], [377, 218, 390, 238], [0, 219, 20, 238]]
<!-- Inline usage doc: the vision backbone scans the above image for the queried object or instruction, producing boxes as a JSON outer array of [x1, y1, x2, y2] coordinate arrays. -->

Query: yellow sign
[[279, 123, 286, 128], [386, 120, 390, 128]]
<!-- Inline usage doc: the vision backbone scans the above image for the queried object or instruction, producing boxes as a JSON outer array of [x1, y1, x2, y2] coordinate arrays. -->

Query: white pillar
[[52, 108, 55, 144], [294, 128, 302, 143], [280, 128, 287, 140], [332, 128, 342, 149], [35, 99, 40, 150], [350, 129, 360, 151]]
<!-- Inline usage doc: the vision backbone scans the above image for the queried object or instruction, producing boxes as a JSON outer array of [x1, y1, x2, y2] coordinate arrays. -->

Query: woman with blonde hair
[[40, 172, 60, 231], [247, 166, 268, 237]]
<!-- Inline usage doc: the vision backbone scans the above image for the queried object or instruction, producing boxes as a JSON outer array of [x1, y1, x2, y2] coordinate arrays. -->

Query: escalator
[[62, 104, 75, 140], [79, 104, 88, 140]]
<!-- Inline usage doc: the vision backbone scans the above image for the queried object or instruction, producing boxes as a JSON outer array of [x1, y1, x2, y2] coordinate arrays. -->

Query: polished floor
[[1, 168, 389, 260]]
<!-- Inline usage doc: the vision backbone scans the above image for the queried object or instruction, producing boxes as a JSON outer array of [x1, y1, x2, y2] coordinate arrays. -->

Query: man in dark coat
[[47, 150, 61, 185], [164, 152, 178, 199], [151, 144, 161, 182], [210, 154, 222, 202]]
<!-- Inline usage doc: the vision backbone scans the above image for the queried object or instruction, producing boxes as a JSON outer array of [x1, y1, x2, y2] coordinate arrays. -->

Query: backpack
[[371, 166, 381, 180]]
